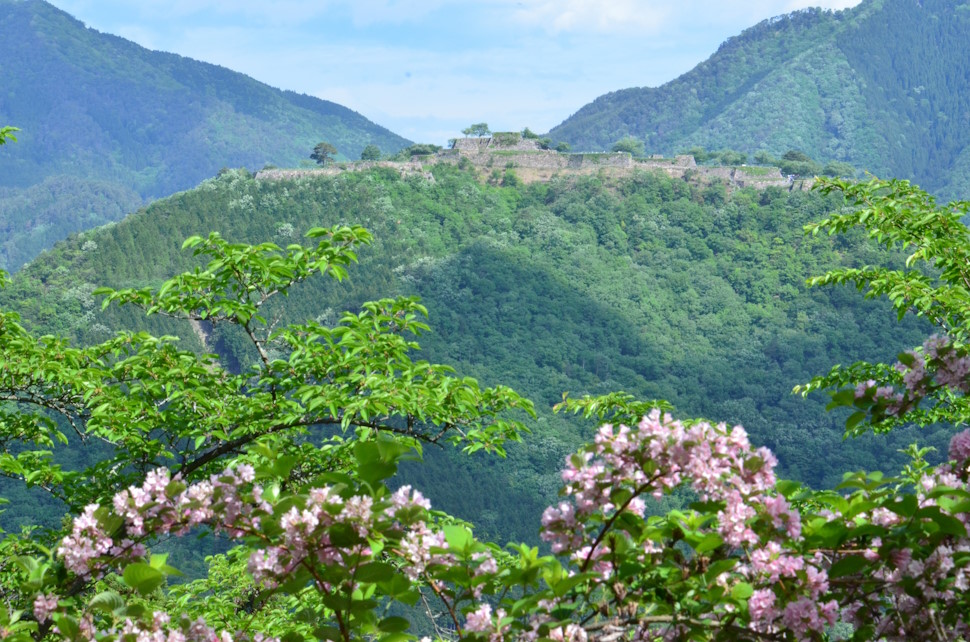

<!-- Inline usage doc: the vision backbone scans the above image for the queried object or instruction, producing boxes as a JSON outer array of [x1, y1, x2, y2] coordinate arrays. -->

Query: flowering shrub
[[19, 408, 970, 642]]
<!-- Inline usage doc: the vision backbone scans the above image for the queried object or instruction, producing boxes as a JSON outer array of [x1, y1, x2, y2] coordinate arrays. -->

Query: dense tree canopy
[[8, 107, 970, 638]]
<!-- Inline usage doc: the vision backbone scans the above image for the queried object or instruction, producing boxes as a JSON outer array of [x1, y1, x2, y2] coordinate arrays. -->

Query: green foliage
[[685, 146, 712, 163], [0, 1, 410, 270], [610, 136, 644, 156], [360, 145, 381, 161], [753, 150, 775, 165], [798, 177, 970, 434], [390, 144, 442, 160], [491, 132, 521, 147], [0, 164, 937, 548], [310, 142, 339, 166], [823, 160, 857, 178], [717, 149, 747, 166], [0, 126, 18, 145], [0, 176, 143, 272], [462, 123, 491, 138], [684, 147, 749, 166], [4, 156, 970, 638], [549, 0, 970, 197]]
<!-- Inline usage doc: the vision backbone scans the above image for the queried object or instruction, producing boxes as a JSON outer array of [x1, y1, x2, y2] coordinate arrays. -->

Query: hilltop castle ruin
[[257, 133, 806, 191]]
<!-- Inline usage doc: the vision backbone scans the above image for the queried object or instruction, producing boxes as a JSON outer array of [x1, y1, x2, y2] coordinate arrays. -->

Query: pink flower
[[465, 603, 493, 632], [748, 589, 778, 628], [950, 430, 970, 464], [33, 593, 59, 623]]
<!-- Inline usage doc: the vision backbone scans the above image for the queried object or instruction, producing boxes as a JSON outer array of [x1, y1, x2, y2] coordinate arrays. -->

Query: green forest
[[0, 163, 938, 545]]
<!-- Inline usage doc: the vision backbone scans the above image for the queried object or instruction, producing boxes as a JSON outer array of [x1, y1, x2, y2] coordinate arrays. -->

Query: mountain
[[0, 0, 411, 271], [548, 0, 970, 199], [0, 164, 937, 543]]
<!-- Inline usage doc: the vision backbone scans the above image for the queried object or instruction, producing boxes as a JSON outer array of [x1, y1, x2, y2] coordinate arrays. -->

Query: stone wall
[[460, 149, 635, 171], [255, 143, 801, 194], [453, 134, 542, 153], [255, 159, 433, 182]]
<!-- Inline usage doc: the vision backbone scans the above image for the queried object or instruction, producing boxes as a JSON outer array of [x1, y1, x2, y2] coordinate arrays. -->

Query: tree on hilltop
[[779, 149, 822, 177], [359, 144, 381, 161], [310, 141, 338, 166], [612, 135, 645, 156], [462, 122, 491, 138]]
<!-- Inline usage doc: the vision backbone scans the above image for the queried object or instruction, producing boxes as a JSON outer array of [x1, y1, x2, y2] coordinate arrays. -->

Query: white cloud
[[505, 0, 862, 35], [510, 0, 671, 34]]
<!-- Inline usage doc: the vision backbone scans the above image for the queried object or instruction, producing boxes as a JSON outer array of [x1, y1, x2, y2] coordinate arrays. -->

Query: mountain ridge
[[548, 0, 970, 198], [0, 0, 411, 271]]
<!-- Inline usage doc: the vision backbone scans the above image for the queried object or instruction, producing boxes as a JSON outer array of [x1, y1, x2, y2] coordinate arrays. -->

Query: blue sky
[[51, 0, 862, 145]]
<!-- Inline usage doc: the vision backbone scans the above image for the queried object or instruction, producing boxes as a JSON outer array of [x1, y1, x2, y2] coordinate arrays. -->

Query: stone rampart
[[255, 141, 802, 193], [454, 134, 542, 153], [255, 159, 432, 182]]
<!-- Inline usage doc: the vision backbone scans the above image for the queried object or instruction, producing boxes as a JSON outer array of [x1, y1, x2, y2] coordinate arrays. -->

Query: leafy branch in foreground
[[799, 177, 970, 435], [0, 226, 532, 518], [0, 125, 18, 145]]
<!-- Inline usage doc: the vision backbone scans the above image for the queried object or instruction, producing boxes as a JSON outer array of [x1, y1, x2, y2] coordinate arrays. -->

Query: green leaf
[[731, 582, 753, 600], [122, 563, 165, 596], [377, 617, 410, 633], [87, 591, 125, 614], [355, 562, 396, 583], [443, 524, 473, 552], [52, 614, 79, 639], [885, 494, 917, 518], [829, 554, 870, 578], [693, 533, 723, 555]]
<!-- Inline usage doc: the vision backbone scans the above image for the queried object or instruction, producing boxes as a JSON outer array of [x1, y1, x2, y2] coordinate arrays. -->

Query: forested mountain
[[0, 0, 411, 272], [0, 164, 938, 543], [548, 0, 970, 199]]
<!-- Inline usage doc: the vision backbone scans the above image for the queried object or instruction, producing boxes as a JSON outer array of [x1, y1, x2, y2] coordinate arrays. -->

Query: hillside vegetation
[[1, 164, 936, 543], [0, 0, 410, 271], [549, 0, 970, 199]]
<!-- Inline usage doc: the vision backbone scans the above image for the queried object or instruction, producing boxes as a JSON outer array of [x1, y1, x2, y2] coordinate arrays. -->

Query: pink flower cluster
[[48, 413, 970, 642], [855, 335, 970, 418], [53, 465, 442, 635], [59, 466, 258, 578], [539, 409, 834, 639], [73, 611, 279, 642], [827, 452, 970, 639], [464, 603, 509, 641]]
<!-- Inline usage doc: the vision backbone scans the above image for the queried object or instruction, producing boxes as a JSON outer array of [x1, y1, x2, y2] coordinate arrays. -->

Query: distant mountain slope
[[548, 0, 970, 198], [0, 0, 411, 271]]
